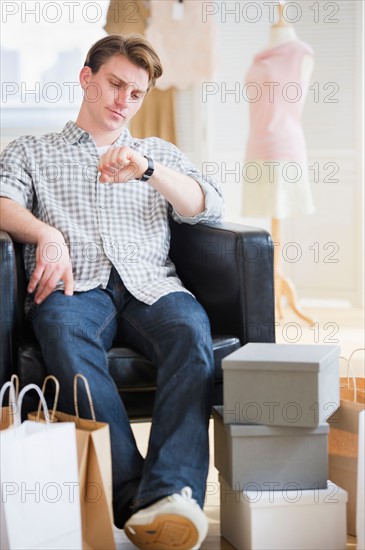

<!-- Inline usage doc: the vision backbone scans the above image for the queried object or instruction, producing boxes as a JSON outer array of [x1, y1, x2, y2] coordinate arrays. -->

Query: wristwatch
[[139, 156, 155, 182]]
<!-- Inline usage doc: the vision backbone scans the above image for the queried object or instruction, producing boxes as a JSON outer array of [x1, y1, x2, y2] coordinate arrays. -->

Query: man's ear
[[79, 66, 92, 90]]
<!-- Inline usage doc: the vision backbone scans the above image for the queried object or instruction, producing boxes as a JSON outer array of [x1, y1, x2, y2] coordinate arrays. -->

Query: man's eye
[[110, 82, 120, 88]]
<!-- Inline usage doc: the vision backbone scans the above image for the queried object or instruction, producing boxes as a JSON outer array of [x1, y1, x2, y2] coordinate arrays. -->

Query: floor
[[114, 305, 364, 549]]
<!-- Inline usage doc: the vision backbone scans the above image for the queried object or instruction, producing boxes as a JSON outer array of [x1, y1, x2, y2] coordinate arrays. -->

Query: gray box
[[213, 406, 329, 490], [222, 343, 340, 427]]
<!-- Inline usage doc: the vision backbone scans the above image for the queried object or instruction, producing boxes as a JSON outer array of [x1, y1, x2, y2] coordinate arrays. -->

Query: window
[[1, 1, 109, 136]]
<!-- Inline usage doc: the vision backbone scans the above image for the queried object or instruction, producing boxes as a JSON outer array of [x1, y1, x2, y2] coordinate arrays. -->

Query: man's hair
[[84, 34, 163, 91]]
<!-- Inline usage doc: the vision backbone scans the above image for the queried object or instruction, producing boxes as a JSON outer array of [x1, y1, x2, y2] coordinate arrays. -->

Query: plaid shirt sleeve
[[170, 145, 224, 224], [0, 137, 35, 209]]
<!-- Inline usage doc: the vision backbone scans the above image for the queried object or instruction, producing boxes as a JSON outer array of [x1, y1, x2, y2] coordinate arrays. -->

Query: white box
[[219, 475, 347, 550], [222, 343, 340, 427], [213, 406, 329, 490]]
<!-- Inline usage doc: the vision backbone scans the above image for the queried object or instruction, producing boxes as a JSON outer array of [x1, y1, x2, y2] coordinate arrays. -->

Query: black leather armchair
[[0, 220, 275, 419]]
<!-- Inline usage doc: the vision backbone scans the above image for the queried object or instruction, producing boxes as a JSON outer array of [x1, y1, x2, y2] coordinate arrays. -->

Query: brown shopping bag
[[0, 375, 19, 430], [29, 374, 115, 550], [328, 349, 365, 537]]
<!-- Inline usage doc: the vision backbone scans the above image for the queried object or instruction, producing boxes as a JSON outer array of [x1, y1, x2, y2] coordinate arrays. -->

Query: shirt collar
[[61, 120, 135, 147]]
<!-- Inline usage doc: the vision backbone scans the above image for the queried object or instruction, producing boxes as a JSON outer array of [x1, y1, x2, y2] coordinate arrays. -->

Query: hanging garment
[[104, 0, 149, 35], [104, 0, 177, 144], [145, 0, 218, 90], [130, 87, 177, 143], [242, 40, 315, 218]]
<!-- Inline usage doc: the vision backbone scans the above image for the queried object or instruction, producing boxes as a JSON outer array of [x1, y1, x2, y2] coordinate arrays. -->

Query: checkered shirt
[[0, 121, 224, 305]]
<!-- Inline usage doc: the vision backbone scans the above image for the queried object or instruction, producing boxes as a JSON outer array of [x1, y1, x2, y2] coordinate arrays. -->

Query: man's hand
[[98, 146, 206, 217], [27, 227, 74, 304], [98, 146, 148, 183]]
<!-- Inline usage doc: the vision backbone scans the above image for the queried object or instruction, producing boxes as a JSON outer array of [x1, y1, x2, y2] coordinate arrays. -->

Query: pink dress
[[242, 40, 315, 219]]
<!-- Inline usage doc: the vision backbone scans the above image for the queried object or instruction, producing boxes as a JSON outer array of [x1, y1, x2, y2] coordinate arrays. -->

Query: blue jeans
[[31, 267, 214, 527]]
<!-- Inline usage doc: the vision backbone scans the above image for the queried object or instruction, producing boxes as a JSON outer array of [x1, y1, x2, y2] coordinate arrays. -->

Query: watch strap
[[139, 156, 154, 182]]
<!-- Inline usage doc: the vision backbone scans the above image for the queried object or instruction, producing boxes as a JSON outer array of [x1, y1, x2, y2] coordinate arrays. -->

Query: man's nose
[[115, 89, 129, 106]]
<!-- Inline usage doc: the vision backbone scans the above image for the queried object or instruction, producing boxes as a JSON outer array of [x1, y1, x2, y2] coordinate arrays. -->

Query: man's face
[[80, 54, 149, 133]]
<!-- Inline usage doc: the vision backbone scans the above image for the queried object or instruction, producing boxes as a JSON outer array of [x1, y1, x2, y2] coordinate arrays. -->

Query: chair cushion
[[17, 336, 240, 419], [18, 336, 240, 391], [108, 336, 240, 390]]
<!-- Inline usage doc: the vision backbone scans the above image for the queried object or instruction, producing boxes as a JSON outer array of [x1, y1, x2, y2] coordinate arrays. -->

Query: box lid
[[213, 406, 329, 436], [222, 343, 340, 372]]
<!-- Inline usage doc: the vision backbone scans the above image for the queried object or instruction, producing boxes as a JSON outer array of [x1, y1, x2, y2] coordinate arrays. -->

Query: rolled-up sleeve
[[170, 148, 224, 225], [0, 138, 34, 209]]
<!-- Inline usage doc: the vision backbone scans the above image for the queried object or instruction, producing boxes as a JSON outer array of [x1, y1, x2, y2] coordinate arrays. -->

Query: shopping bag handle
[[10, 374, 20, 400], [16, 384, 51, 427], [73, 373, 96, 422], [348, 347, 365, 371], [347, 347, 365, 402], [35, 375, 60, 423], [340, 354, 357, 401], [0, 380, 16, 408], [340, 348, 365, 402], [0, 380, 17, 414]]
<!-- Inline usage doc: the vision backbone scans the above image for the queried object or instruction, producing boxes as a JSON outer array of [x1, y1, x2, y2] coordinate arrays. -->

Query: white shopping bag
[[0, 383, 82, 549]]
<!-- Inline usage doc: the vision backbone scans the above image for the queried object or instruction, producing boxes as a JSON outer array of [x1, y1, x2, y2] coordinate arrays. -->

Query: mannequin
[[270, 3, 315, 325], [267, 3, 313, 85], [243, 2, 315, 325]]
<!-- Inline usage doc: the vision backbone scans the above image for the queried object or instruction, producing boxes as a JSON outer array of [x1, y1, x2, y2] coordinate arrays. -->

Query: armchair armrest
[[169, 220, 275, 345], [0, 231, 18, 386]]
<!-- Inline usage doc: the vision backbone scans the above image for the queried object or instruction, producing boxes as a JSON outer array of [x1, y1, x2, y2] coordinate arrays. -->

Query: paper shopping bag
[[1, 383, 82, 549], [328, 352, 365, 538], [72, 374, 115, 550], [0, 375, 19, 430], [28, 374, 115, 550]]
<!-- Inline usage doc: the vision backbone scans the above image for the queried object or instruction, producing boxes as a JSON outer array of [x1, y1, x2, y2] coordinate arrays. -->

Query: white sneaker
[[124, 487, 208, 550]]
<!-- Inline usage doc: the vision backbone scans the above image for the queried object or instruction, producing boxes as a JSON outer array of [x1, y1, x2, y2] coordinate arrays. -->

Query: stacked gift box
[[214, 343, 348, 550]]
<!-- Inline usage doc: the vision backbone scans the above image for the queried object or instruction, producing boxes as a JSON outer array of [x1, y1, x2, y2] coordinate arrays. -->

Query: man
[[0, 34, 223, 549]]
